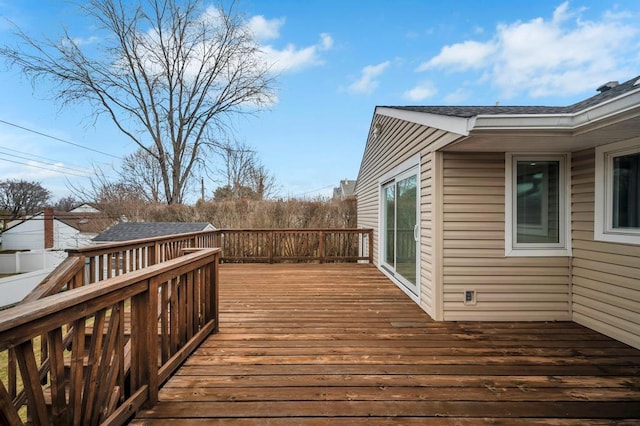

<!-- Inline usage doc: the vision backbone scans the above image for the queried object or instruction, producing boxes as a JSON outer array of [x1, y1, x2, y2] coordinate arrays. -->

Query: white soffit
[[376, 107, 473, 136]]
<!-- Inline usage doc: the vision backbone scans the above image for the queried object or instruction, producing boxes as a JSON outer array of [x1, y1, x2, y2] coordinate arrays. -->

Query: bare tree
[[217, 140, 256, 192], [69, 164, 148, 221], [214, 140, 277, 200], [0, 179, 52, 219], [248, 163, 277, 199], [120, 147, 165, 203], [53, 195, 81, 212], [1, 0, 275, 204]]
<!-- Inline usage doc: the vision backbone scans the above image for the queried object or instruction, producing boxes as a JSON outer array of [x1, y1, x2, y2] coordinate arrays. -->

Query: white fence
[[0, 250, 67, 274], [0, 251, 68, 308], [0, 268, 56, 308]]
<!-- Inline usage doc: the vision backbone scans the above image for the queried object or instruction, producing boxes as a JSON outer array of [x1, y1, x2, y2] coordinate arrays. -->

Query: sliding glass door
[[381, 167, 419, 296]]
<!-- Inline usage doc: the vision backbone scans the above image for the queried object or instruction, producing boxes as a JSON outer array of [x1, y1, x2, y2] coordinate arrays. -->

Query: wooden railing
[[66, 230, 218, 284], [0, 227, 371, 424], [0, 248, 220, 425], [64, 228, 373, 267], [214, 228, 373, 263]]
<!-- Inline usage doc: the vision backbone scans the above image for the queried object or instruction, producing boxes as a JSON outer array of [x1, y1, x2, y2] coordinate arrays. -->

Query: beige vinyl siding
[[420, 151, 434, 314], [356, 113, 460, 319], [571, 148, 640, 349], [441, 152, 571, 321]]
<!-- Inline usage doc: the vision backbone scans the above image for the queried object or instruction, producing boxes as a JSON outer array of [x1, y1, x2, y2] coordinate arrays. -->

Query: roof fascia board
[[376, 107, 472, 136], [472, 88, 640, 131]]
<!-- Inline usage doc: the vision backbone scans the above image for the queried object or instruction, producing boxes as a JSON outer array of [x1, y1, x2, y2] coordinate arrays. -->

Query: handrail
[[67, 230, 217, 283], [21, 257, 86, 303], [66, 228, 373, 265], [0, 248, 220, 425], [215, 228, 373, 263]]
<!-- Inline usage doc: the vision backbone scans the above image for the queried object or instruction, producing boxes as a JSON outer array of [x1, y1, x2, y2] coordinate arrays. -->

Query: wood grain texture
[[132, 263, 640, 425]]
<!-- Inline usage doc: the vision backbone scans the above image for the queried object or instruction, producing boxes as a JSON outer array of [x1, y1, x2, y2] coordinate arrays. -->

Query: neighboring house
[[1, 208, 113, 251], [356, 76, 640, 350], [93, 222, 215, 243], [69, 203, 101, 213], [333, 179, 357, 199]]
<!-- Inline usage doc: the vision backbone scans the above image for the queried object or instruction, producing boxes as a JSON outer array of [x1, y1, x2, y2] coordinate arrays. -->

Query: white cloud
[[403, 82, 437, 102], [247, 15, 285, 41], [141, 8, 332, 78], [244, 11, 335, 74], [348, 61, 390, 95], [417, 40, 497, 72], [72, 36, 99, 46], [320, 33, 333, 50], [417, 2, 639, 99], [260, 33, 333, 73]]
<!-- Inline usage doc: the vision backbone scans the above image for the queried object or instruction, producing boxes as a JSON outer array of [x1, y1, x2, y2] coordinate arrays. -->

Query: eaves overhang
[[375, 106, 474, 136], [471, 87, 640, 133], [375, 85, 640, 150]]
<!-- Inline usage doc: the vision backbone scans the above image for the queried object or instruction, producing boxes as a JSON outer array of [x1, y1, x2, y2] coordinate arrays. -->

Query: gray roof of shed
[[93, 222, 213, 242], [384, 75, 640, 118]]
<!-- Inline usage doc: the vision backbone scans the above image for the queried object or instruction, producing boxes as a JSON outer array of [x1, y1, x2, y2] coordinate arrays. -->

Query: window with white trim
[[595, 138, 640, 245], [505, 154, 571, 256]]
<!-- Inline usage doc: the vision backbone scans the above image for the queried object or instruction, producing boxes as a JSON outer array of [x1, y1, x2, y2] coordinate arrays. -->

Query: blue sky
[[0, 0, 639, 202]]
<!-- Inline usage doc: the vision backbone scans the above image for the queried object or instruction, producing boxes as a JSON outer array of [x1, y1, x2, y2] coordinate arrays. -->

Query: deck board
[[132, 263, 640, 424]]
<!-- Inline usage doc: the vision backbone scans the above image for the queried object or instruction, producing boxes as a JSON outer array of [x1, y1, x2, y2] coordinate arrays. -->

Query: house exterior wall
[[440, 151, 572, 321], [571, 148, 640, 349], [54, 221, 93, 249], [356, 113, 460, 319], [2, 218, 45, 250], [2, 217, 84, 251]]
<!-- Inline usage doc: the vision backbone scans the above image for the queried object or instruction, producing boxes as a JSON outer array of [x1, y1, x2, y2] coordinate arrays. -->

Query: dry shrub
[[195, 197, 356, 229], [97, 197, 356, 229]]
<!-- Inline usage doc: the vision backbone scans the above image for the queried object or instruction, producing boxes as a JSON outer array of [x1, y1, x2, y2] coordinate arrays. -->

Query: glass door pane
[[383, 184, 395, 266], [381, 167, 419, 297], [395, 175, 417, 285]]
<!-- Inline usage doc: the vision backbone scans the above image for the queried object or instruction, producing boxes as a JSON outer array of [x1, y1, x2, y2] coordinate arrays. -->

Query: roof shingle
[[93, 222, 213, 242], [384, 75, 640, 118]]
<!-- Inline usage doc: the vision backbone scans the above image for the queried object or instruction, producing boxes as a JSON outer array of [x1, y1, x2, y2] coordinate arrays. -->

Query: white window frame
[[595, 138, 640, 245], [505, 153, 571, 257]]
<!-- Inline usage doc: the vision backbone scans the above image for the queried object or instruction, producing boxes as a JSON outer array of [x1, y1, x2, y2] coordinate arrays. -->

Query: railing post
[[269, 231, 274, 264], [368, 229, 374, 263], [319, 230, 324, 264], [153, 240, 160, 265], [212, 253, 220, 332], [132, 278, 159, 408], [215, 231, 223, 261]]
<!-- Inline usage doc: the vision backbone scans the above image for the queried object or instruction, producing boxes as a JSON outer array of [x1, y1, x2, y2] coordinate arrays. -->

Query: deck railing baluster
[[213, 228, 373, 263], [0, 248, 220, 425]]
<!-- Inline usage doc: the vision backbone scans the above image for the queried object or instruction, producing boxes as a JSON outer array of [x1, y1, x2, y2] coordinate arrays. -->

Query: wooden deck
[[132, 263, 640, 425]]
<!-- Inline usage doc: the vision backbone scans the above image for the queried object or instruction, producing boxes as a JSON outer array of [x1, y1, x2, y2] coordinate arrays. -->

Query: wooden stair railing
[[66, 230, 218, 283], [21, 257, 86, 303], [0, 248, 220, 425]]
